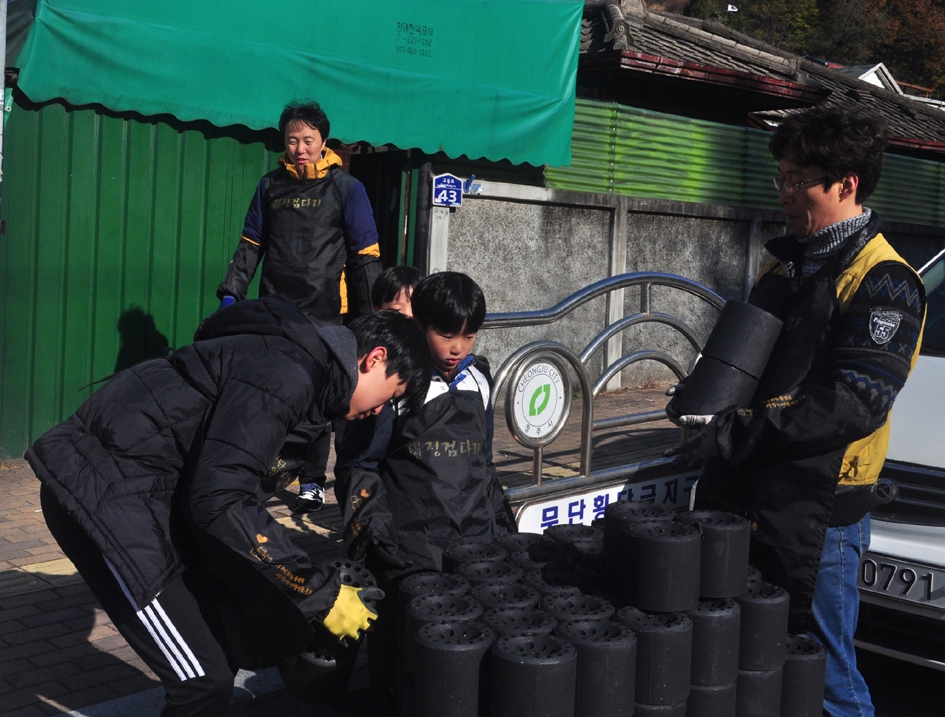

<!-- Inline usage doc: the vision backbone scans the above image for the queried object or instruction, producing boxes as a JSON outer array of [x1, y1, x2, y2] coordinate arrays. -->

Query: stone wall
[[434, 181, 945, 391], [445, 194, 612, 383]]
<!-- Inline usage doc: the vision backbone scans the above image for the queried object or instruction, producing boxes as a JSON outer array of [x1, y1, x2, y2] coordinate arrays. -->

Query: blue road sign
[[432, 173, 463, 207]]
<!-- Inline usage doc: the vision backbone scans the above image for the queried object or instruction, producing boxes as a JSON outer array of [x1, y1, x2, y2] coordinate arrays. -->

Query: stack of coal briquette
[[390, 501, 826, 717]]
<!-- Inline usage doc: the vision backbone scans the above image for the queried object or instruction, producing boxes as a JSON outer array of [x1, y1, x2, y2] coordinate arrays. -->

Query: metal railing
[[483, 272, 725, 503]]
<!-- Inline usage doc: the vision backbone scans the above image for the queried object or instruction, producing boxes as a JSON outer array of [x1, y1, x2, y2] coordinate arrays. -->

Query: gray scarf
[[800, 208, 872, 277]]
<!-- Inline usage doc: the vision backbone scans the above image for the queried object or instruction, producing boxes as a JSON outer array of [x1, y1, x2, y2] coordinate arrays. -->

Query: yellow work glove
[[322, 584, 383, 641]]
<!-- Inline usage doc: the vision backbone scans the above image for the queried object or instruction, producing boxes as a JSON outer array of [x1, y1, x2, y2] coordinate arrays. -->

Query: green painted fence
[[1, 99, 275, 457], [547, 100, 945, 227]]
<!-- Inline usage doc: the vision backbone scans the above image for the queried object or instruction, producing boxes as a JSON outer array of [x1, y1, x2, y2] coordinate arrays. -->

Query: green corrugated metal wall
[[547, 100, 945, 226], [545, 101, 782, 207], [1, 100, 276, 457], [870, 153, 944, 227]]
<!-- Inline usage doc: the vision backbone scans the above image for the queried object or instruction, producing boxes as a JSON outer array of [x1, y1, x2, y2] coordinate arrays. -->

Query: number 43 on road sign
[[432, 173, 463, 208]]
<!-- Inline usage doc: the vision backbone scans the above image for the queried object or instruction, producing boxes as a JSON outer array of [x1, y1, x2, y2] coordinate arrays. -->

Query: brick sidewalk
[[0, 387, 675, 716]]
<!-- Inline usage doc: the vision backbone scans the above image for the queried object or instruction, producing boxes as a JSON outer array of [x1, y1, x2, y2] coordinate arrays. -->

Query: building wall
[[0, 99, 275, 457], [551, 100, 945, 229], [446, 196, 612, 381], [442, 182, 945, 394]]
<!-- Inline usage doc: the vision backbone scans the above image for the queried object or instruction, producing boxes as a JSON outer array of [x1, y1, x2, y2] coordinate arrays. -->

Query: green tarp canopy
[[14, 0, 583, 167]]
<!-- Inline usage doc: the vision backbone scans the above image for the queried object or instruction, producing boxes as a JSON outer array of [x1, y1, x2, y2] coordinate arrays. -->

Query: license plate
[[858, 552, 945, 608]]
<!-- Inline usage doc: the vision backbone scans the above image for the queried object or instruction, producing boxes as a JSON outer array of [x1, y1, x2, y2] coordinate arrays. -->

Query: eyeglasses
[[773, 176, 827, 194]]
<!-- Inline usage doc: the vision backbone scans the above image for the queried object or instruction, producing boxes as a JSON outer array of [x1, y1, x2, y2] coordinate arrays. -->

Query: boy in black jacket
[[27, 297, 430, 717], [336, 272, 516, 577], [335, 272, 515, 699]]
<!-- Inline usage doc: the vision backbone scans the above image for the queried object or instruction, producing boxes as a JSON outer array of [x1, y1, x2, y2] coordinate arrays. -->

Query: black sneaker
[[294, 484, 325, 513]]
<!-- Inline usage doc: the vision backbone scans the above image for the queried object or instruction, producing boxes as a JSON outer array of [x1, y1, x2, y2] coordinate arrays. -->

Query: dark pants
[[300, 424, 332, 489], [41, 485, 237, 717]]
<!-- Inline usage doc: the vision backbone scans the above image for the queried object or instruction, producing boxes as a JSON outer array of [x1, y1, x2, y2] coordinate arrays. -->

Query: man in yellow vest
[[670, 105, 926, 717], [217, 100, 383, 514]]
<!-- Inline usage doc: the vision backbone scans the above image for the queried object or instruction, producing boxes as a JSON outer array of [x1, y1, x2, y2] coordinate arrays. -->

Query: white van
[[855, 247, 945, 671]]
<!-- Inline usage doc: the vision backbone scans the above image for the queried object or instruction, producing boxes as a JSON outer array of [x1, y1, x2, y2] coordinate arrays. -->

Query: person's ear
[[360, 346, 388, 373], [839, 174, 859, 202]]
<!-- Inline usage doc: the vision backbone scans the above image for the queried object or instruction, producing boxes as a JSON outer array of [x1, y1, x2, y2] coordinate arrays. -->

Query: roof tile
[[581, 3, 945, 146]]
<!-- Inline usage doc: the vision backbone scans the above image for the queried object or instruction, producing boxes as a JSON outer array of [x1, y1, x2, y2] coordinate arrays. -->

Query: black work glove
[[663, 418, 719, 467]]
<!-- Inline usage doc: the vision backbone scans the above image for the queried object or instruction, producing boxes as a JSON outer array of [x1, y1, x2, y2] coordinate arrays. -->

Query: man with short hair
[[218, 100, 381, 321], [28, 299, 430, 716], [218, 100, 383, 513], [671, 105, 926, 716]]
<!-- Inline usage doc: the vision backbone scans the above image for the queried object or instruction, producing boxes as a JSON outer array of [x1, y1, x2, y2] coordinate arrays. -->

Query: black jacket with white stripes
[[26, 296, 355, 657]]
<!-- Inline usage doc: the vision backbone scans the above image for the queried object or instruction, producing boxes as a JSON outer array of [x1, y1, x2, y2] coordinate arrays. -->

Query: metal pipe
[[579, 311, 708, 365], [487, 273, 724, 503], [400, 163, 413, 266], [592, 350, 687, 398], [481, 272, 725, 330], [412, 161, 432, 270], [593, 409, 667, 431]]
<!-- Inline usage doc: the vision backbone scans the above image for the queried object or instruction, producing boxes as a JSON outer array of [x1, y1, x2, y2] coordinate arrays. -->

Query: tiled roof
[[581, 2, 945, 149]]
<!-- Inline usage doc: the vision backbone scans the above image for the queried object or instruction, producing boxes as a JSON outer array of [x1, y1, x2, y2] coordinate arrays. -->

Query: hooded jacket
[[27, 296, 358, 649], [217, 149, 381, 323]]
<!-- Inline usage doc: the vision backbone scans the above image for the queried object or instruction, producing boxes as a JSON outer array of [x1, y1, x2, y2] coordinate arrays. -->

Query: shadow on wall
[[115, 308, 171, 372]]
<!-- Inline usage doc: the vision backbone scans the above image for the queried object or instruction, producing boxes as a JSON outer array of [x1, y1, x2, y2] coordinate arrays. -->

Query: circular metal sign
[[508, 356, 571, 448]]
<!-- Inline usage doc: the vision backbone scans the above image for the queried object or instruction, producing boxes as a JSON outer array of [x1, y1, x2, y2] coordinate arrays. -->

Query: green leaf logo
[[529, 384, 550, 417]]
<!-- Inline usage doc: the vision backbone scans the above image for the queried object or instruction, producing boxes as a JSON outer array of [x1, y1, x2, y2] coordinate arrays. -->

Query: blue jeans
[[809, 515, 874, 717]]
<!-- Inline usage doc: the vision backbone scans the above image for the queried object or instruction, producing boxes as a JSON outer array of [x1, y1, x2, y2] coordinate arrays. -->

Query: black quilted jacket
[[27, 296, 357, 649]]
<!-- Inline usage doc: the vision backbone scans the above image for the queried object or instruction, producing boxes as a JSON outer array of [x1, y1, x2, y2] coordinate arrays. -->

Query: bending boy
[[27, 297, 430, 716]]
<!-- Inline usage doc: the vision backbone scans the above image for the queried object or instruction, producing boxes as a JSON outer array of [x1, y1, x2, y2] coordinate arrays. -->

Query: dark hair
[[411, 272, 487, 335], [279, 101, 330, 139], [348, 310, 430, 415], [769, 105, 888, 203], [371, 266, 423, 309]]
